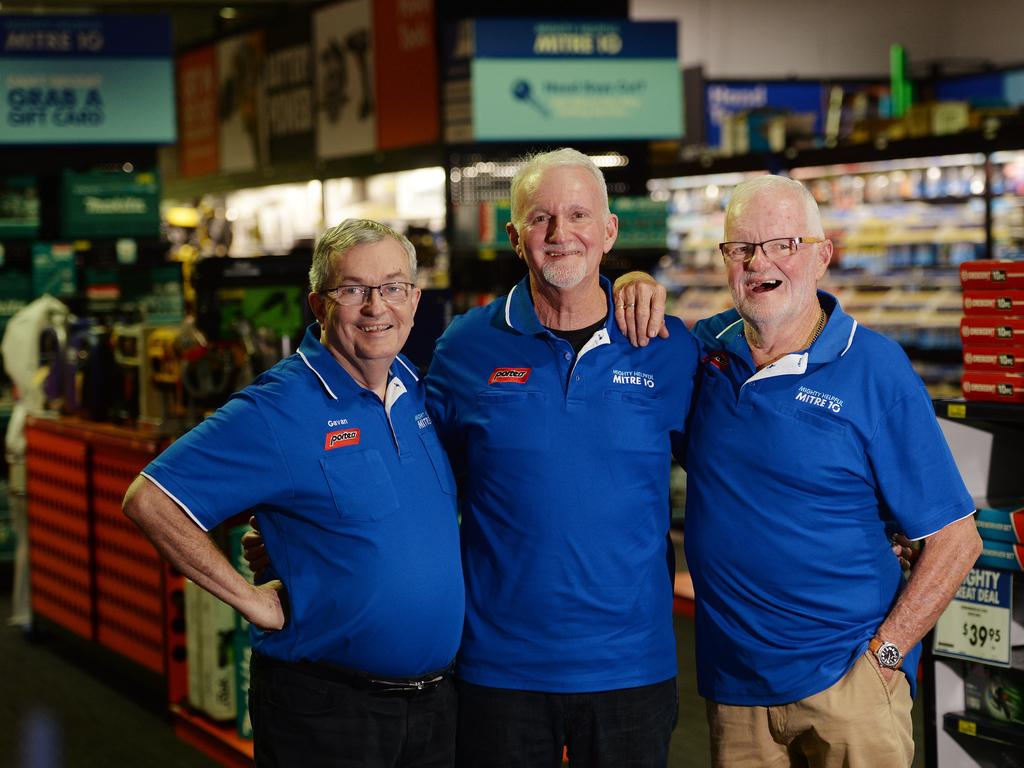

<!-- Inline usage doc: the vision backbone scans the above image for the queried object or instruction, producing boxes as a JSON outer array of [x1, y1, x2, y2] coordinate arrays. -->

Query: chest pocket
[[319, 448, 399, 523], [602, 389, 666, 452], [473, 389, 549, 450], [418, 428, 456, 495]]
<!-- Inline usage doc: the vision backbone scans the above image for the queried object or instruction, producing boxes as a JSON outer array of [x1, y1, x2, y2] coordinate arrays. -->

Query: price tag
[[934, 567, 1012, 666]]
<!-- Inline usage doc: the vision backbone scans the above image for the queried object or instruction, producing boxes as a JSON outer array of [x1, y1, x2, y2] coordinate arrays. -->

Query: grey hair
[[509, 147, 610, 228], [309, 219, 417, 293], [725, 175, 823, 237]]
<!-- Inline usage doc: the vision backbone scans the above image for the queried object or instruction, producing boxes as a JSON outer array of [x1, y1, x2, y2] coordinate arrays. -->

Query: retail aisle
[[0, 566, 923, 768]]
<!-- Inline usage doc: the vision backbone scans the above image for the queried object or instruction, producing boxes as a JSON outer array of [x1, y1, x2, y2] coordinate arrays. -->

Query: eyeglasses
[[718, 237, 822, 263], [323, 282, 416, 306]]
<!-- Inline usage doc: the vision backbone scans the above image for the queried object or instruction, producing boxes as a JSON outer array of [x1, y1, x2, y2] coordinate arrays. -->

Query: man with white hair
[[625, 174, 981, 767], [426, 148, 701, 767]]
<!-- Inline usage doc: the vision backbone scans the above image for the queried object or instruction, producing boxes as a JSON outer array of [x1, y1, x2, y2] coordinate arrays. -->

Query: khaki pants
[[706, 653, 914, 768]]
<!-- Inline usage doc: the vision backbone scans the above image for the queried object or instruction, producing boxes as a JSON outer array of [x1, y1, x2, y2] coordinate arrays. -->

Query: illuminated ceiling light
[[121, 162, 134, 173], [589, 153, 628, 168], [219, 7, 238, 20]]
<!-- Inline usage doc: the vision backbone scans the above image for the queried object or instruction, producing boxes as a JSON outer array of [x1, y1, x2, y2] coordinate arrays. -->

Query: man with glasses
[[123, 219, 464, 767], [620, 174, 981, 767]]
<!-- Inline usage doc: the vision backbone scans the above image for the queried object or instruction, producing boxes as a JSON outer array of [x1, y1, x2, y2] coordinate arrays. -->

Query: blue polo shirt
[[685, 291, 974, 705], [143, 324, 464, 677], [425, 276, 700, 692]]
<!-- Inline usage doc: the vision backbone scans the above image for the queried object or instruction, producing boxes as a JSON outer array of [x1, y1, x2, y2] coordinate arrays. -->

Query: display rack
[[929, 400, 1024, 768]]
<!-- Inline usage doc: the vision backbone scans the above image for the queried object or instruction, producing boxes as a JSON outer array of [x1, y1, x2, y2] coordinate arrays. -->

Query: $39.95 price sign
[[934, 567, 1012, 666]]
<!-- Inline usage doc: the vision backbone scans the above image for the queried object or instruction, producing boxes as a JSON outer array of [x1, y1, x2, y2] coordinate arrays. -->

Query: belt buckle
[[368, 673, 443, 692]]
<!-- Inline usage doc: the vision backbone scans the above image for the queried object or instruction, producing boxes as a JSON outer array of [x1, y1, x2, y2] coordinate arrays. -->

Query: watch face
[[877, 642, 902, 668]]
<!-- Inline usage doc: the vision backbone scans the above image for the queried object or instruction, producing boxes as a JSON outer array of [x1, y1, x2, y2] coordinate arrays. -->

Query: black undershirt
[[546, 314, 608, 355]]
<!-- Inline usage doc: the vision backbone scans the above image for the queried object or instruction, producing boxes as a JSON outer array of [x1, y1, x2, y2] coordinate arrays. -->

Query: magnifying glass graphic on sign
[[512, 79, 550, 117]]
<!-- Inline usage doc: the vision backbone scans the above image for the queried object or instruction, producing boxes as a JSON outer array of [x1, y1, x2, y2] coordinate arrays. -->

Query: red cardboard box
[[961, 316, 1024, 345], [960, 260, 1024, 290], [963, 346, 1024, 372], [962, 371, 1024, 402], [963, 291, 1024, 316]]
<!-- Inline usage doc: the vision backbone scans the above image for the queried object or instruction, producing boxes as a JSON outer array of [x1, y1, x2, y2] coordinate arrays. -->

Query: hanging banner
[[177, 45, 219, 178], [0, 14, 175, 144], [217, 31, 266, 173], [373, 0, 438, 149], [265, 21, 314, 166], [61, 169, 161, 239], [314, 0, 376, 160], [447, 19, 681, 142]]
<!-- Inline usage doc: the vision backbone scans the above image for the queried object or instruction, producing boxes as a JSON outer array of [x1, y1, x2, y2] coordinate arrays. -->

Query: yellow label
[[958, 719, 977, 736], [947, 403, 967, 419]]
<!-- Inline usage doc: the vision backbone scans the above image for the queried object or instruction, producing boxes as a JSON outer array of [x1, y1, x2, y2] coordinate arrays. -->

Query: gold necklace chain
[[755, 307, 827, 370]]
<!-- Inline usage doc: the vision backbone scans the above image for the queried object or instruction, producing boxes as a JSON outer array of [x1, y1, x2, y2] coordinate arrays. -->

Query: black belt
[[253, 652, 453, 693]]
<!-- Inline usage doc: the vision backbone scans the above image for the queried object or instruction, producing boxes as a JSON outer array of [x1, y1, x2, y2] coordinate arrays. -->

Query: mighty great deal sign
[[0, 15, 175, 144]]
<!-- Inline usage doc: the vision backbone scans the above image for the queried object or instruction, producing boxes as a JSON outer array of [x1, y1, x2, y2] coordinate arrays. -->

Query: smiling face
[[507, 165, 618, 293], [724, 185, 831, 332], [308, 238, 420, 386]]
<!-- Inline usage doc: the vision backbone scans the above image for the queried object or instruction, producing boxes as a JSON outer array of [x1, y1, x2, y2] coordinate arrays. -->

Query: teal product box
[[976, 539, 1024, 572], [964, 652, 1024, 724], [229, 524, 254, 740], [975, 504, 1024, 544]]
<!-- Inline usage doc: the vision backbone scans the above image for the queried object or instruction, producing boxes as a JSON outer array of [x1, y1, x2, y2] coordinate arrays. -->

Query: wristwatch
[[869, 637, 903, 669]]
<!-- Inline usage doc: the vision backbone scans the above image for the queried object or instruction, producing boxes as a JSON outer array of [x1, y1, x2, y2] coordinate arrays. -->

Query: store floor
[[1, 567, 924, 768]]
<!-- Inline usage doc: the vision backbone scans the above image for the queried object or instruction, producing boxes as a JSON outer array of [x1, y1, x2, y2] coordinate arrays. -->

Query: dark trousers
[[455, 678, 678, 768], [249, 656, 456, 768]]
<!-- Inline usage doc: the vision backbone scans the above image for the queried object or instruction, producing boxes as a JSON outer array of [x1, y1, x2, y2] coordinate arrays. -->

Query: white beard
[[542, 259, 587, 289]]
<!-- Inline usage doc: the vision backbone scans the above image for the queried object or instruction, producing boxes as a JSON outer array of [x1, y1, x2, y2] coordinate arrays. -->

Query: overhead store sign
[[444, 19, 681, 142], [61, 169, 161, 239], [218, 31, 266, 173], [373, 0, 438, 149], [314, 0, 376, 160], [0, 15, 175, 144], [177, 46, 219, 178], [265, 21, 314, 166], [704, 81, 824, 148]]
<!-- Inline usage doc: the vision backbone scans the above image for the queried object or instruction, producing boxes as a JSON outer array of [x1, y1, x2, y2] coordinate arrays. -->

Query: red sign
[[373, 0, 438, 149], [177, 46, 219, 178]]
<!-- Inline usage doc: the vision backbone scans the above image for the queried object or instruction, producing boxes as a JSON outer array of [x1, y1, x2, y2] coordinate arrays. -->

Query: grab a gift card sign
[[445, 19, 682, 141], [934, 568, 1013, 666], [0, 15, 175, 143]]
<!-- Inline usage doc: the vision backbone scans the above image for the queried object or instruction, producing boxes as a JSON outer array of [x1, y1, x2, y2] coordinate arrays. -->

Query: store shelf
[[934, 399, 1024, 423], [172, 705, 253, 768], [942, 711, 1024, 750]]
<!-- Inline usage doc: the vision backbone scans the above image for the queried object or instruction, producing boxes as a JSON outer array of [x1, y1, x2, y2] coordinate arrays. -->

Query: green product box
[[229, 524, 254, 740]]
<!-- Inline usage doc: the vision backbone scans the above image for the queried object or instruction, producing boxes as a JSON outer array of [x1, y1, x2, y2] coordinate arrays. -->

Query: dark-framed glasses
[[324, 282, 416, 306], [718, 237, 822, 263]]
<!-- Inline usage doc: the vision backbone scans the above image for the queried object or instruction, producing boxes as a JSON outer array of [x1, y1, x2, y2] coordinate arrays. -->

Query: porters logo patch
[[489, 367, 531, 384], [324, 428, 361, 450]]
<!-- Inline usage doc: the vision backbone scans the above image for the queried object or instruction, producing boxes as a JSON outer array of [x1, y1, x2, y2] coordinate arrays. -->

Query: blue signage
[[705, 81, 825, 148], [458, 19, 681, 141], [0, 15, 175, 144]]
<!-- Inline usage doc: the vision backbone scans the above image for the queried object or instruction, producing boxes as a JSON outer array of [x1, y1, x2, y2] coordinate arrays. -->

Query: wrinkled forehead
[[726, 188, 814, 236]]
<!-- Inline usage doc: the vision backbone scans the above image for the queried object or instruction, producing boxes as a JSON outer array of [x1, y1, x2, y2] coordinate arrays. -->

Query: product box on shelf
[[960, 260, 1024, 291], [975, 539, 1024, 571], [963, 346, 1024, 373], [975, 504, 1024, 544], [961, 372, 1024, 403], [184, 579, 238, 722], [228, 525, 253, 741], [961, 316, 1024, 346], [964, 652, 1024, 726], [963, 291, 1024, 316]]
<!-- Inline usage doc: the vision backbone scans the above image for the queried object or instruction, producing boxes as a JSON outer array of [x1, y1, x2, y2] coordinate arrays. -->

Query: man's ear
[[308, 291, 325, 324], [603, 212, 619, 254], [815, 239, 834, 280], [506, 222, 524, 261]]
